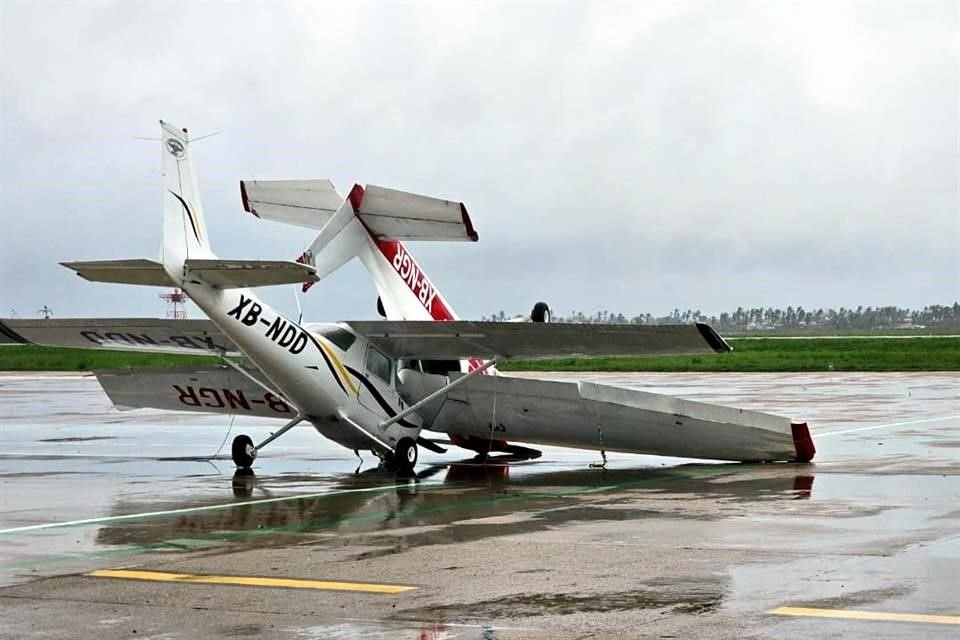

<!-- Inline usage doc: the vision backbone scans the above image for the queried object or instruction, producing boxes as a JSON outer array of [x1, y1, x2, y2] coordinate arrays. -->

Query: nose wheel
[[229, 415, 305, 470], [231, 434, 257, 469]]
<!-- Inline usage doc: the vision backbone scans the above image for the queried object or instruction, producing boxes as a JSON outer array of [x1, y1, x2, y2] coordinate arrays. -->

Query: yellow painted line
[[769, 606, 960, 625], [87, 569, 415, 594]]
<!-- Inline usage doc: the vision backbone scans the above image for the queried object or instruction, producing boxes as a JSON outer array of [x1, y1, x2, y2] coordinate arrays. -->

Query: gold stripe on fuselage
[[315, 335, 358, 396]]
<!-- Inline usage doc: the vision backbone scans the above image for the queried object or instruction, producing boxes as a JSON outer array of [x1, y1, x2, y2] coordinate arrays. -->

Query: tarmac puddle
[[399, 586, 724, 619]]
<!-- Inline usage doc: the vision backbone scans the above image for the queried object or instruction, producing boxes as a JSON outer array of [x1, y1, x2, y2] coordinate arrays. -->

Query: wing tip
[[348, 183, 365, 212], [791, 422, 816, 462], [239, 181, 259, 217], [0, 320, 29, 344], [695, 322, 732, 353], [460, 202, 479, 241]]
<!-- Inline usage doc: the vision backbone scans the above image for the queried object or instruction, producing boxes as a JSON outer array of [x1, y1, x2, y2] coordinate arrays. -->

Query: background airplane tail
[[240, 180, 475, 319], [159, 120, 215, 279]]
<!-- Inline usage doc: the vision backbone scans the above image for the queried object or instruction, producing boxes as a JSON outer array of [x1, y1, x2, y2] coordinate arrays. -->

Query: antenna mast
[[159, 289, 188, 319]]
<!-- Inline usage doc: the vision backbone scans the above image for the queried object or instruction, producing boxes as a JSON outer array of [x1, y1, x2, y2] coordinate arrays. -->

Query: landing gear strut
[[230, 415, 305, 469]]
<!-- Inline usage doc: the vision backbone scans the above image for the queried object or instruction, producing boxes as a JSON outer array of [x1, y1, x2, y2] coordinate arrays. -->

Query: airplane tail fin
[[159, 120, 215, 279], [60, 123, 321, 290]]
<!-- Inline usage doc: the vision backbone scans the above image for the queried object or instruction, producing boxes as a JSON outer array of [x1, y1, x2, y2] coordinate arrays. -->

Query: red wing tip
[[791, 422, 816, 462], [239, 181, 258, 216], [460, 202, 479, 241], [348, 183, 365, 212]]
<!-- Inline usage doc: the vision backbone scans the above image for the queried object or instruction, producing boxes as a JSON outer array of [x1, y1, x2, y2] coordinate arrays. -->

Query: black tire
[[531, 301, 550, 323], [393, 437, 418, 472], [376, 296, 386, 318], [231, 434, 256, 469]]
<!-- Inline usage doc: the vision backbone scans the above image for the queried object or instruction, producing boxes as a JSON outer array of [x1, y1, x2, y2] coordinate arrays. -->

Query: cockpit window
[[366, 346, 394, 384], [317, 327, 357, 351]]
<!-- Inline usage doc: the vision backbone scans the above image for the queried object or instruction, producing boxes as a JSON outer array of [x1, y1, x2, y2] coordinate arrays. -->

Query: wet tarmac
[[0, 371, 957, 638]]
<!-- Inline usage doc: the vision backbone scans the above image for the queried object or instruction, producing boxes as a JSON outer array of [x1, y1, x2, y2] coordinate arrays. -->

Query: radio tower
[[159, 289, 188, 319]]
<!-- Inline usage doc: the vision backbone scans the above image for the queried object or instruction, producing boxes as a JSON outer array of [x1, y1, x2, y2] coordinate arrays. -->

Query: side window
[[365, 347, 394, 385]]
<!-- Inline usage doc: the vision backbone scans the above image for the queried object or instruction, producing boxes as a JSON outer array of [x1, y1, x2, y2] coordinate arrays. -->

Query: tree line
[[483, 303, 960, 332]]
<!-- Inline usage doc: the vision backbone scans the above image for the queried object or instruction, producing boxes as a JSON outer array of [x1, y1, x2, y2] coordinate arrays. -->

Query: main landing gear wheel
[[231, 434, 257, 469], [392, 437, 418, 473]]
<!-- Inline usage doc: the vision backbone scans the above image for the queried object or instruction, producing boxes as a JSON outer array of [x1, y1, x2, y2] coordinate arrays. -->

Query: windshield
[[315, 326, 357, 352]]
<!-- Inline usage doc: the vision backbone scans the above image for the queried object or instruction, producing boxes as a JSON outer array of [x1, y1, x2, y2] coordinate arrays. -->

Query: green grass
[[2, 337, 959, 372], [0, 345, 217, 371], [501, 337, 960, 372]]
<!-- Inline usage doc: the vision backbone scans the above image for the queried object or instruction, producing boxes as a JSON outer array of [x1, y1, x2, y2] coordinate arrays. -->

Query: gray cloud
[[1, 1, 957, 322]]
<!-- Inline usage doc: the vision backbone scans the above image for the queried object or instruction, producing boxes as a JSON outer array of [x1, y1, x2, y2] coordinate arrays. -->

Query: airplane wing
[[423, 374, 812, 463], [343, 321, 730, 359], [0, 318, 239, 355], [95, 366, 295, 418]]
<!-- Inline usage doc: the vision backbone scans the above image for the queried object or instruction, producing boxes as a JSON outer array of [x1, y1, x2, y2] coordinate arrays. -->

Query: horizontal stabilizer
[[242, 179, 477, 242], [0, 318, 238, 355], [96, 366, 293, 418], [240, 179, 342, 230], [61, 259, 174, 287], [183, 259, 318, 288], [351, 184, 478, 242], [343, 320, 730, 359]]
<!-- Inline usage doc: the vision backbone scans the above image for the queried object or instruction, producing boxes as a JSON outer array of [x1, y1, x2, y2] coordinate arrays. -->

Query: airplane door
[[357, 344, 404, 417]]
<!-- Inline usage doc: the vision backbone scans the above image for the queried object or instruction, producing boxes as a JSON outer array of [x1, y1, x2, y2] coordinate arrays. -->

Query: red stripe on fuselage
[[350, 184, 489, 376], [374, 239, 487, 373]]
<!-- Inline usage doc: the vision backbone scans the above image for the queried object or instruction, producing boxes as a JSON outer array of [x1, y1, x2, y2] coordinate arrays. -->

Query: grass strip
[[502, 337, 960, 372], [0, 345, 216, 371], [1, 337, 959, 372]]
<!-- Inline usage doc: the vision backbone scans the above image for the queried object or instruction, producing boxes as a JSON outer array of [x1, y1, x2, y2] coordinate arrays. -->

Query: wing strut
[[379, 358, 499, 431], [220, 356, 297, 411], [253, 415, 305, 455]]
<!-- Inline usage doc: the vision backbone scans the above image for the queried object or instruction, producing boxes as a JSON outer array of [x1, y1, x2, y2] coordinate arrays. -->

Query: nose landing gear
[[230, 414, 305, 469]]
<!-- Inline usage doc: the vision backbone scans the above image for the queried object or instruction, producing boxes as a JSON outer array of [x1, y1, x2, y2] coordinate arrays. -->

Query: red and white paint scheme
[[241, 179, 491, 373]]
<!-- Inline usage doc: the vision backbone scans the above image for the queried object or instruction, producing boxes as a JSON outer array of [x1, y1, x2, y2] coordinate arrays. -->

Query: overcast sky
[[1, 1, 957, 322]]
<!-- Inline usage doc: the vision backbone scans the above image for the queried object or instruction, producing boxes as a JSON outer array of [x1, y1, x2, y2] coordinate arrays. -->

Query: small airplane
[[0, 121, 815, 472]]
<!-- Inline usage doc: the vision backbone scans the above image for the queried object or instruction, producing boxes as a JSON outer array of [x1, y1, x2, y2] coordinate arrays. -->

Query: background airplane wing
[[421, 374, 810, 463], [343, 321, 731, 359], [0, 318, 239, 355]]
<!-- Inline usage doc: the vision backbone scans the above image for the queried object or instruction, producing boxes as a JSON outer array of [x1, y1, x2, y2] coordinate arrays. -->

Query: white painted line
[[818, 415, 959, 438], [0, 483, 412, 535]]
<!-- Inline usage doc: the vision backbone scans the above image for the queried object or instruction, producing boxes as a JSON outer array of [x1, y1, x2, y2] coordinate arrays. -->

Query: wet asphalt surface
[[0, 371, 957, 639]]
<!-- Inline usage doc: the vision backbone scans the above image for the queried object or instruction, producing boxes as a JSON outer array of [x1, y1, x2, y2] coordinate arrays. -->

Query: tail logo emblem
[[165, 138, 185, 158]]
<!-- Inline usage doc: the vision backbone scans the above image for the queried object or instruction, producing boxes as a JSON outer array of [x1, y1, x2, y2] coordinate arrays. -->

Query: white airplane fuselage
[[184, 281, 421, 452]]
